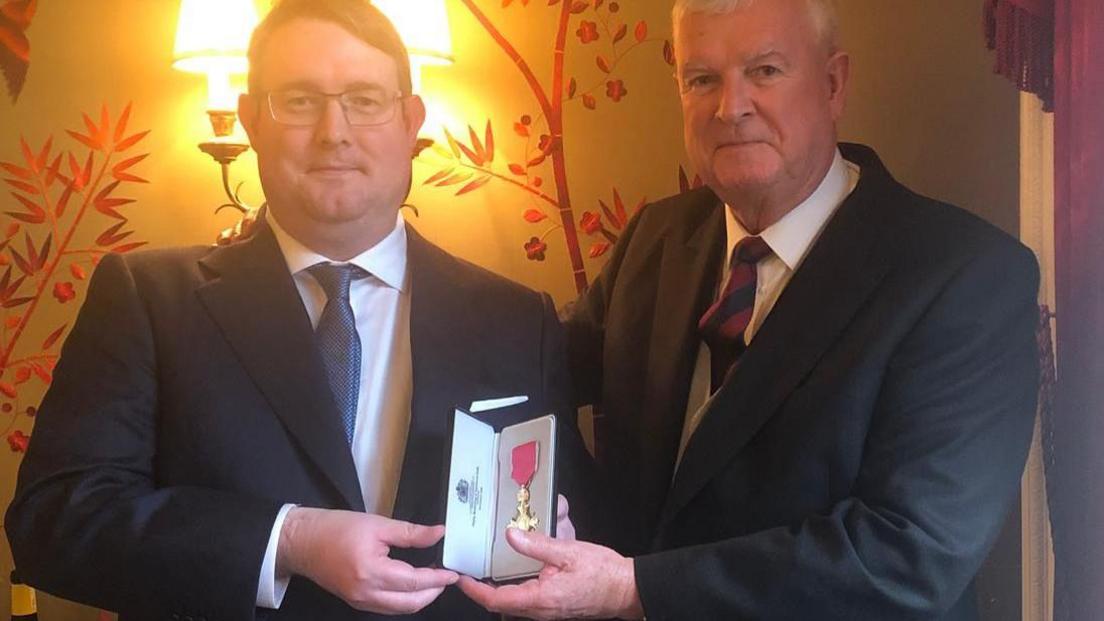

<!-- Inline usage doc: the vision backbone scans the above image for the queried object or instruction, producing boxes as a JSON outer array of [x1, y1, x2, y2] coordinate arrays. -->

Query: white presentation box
[[442, 409, 557, 581]]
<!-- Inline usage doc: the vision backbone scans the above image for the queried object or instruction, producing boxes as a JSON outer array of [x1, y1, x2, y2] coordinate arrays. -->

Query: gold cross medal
[[507, 440, 540, 531]]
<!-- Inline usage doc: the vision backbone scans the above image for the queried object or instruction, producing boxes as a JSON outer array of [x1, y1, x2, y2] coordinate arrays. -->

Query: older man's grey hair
[[672, 0, 840, 53]]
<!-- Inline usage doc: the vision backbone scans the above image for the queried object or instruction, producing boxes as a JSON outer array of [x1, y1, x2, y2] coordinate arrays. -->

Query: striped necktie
[[309, 263, 367, 445], [698, 235, 773, 391]]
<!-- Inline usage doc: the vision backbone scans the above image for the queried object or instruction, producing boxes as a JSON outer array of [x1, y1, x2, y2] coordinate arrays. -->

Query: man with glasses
[[5, 1, 592, 619]]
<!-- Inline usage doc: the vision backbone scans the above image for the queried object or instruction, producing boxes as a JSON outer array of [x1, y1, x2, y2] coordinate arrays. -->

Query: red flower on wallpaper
[[0, 103, 151, 451], [576, 20, 599, 44], [605, 79, 627, 102], [537, 134, 553, 154], [51, 281, 74, 303], [0, 0, 36, 103], [425, 0, 687, 293], [514, 114, 532, 137], [579, 188, 645, 258], [524, 236, 547, 261], [579, 211, 601, 235], [7, 428, 27, 452]]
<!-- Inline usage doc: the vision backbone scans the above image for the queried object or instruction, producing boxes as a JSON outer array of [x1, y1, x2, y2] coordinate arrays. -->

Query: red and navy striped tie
[[698, 235, 773, 391]]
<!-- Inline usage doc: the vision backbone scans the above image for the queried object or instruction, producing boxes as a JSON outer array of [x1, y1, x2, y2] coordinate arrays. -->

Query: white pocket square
[[469, 395, 529, 413]]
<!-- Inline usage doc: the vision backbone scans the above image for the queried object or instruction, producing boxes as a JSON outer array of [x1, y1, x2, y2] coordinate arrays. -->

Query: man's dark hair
[[247, 0, 413, 95]]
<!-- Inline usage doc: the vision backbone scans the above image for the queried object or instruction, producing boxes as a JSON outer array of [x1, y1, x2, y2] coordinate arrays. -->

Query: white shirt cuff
[[256, 503, 296, 609]]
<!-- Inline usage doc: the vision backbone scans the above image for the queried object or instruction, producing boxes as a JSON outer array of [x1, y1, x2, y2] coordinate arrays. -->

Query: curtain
[[1049, 0, 1104, 618], [984, 0, 1055, 109], [985, 1, 1102, 616]]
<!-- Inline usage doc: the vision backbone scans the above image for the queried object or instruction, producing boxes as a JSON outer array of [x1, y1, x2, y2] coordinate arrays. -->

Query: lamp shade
[[172, 0, 260, 75], [374, 0, 454, 66]]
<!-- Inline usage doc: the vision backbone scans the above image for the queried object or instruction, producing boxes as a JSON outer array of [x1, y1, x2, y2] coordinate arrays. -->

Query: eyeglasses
[[266, 88, 405, 127]]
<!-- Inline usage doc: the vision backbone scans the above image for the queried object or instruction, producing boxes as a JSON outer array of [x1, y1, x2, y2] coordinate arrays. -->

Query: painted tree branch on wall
[[0, 104, 150, 452], [418, 0, 687, 294], [0, 0, 36, 103]]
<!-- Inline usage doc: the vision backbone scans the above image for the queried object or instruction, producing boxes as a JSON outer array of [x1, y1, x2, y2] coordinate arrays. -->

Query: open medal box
[[441, 409, 557, 581]]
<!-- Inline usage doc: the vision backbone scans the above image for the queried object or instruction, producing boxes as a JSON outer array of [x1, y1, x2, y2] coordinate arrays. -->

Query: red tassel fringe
[[984, 0, 1055, 111]]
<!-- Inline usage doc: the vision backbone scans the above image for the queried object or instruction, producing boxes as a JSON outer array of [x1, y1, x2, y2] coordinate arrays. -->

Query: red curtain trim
[[984, 0, 1055, 110]]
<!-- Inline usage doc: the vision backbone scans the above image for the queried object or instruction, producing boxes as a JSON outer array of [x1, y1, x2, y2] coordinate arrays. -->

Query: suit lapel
[[659, 149, 897, 530], [196, 222, 365, 512], [391, 226, 477, 527], [630, 191, 726, 537]]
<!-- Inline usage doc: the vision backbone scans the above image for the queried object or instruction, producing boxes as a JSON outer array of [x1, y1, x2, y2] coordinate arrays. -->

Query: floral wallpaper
[[415, 0, 693, 295], [0, 1, 1021, 618], [1, 104, 151, 456]]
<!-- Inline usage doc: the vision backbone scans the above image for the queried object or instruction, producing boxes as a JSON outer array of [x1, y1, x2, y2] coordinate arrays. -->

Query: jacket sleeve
[[5, 253, 282, 621], [562, 208, 648, 409], [634, 242, 1041, 620], [538, 291, 605, 543], [559, 209, 654, 545]]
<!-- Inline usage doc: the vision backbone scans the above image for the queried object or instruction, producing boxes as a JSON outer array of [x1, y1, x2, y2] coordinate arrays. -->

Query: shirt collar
[[266, 210, 409, 292], [725, 148, 860, 271]]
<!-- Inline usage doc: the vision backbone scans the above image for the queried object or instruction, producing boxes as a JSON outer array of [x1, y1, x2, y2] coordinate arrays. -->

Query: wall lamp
[[172, 0, 259, 213]]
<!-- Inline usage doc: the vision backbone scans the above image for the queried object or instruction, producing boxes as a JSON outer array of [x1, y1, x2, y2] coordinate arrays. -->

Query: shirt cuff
[[256, 503, 296, 609]]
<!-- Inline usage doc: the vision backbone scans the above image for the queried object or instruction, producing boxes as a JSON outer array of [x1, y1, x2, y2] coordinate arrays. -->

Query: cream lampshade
[[373, 0, 455, 92]]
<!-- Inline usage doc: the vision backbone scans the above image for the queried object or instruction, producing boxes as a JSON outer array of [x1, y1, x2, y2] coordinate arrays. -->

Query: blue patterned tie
[[309, 263, 365, 445]]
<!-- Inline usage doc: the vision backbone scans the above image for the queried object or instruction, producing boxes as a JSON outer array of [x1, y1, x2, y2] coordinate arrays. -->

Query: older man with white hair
[[459, 0, 1040, 619]]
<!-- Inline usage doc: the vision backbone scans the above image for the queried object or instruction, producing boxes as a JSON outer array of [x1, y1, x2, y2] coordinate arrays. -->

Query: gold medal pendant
[[508, 485, 539, 531], [506, 440, 540, 532]]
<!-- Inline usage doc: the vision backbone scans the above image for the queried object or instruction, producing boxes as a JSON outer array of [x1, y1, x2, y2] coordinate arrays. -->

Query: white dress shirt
[[256, 211, 414, 608], [678, 150, 861, 461]]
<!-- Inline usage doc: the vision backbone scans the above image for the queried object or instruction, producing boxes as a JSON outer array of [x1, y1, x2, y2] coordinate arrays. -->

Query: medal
[[507, 440, 540, 532]]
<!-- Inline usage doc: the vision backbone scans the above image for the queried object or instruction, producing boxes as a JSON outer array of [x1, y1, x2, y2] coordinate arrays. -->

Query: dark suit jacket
[[6, 220, 590, 620], [566, 144, 1040, 620]]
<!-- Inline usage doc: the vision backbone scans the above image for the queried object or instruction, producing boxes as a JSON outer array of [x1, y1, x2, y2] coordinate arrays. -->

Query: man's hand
[[555, 494, 575, 541], [458, 528, 644, 620], [277, 507, 458, 614]]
